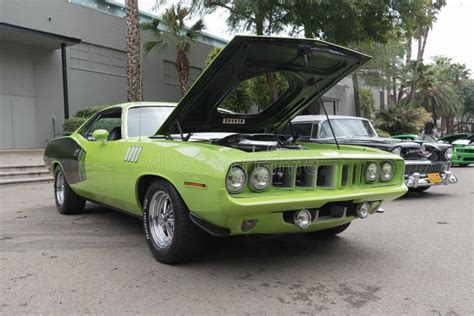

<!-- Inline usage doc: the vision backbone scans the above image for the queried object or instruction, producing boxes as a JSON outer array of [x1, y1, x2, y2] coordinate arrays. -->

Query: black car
[[286, 115, 458, 192]]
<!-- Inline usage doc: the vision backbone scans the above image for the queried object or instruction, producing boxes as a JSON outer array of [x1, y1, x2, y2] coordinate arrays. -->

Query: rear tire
[[409, 187, 430, 192], [54, 166, 86, 214], [313, 222, 351, 236], [143, 180, 207, 264]]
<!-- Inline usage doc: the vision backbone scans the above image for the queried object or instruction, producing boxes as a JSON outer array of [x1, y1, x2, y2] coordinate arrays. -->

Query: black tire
[[409, 187, 430, 192], [54, 166, 86, 215], [313, 222, 351, 237], [143, 180, 207, 264]]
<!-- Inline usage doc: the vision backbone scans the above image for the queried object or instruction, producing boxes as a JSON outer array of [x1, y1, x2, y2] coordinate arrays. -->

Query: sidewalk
[[0, 149, 45, 167]]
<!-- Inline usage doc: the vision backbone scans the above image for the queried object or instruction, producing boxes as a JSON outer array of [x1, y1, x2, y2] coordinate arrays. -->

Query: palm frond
[[187, 19, 205, 39], [143, 40, 167, 54]]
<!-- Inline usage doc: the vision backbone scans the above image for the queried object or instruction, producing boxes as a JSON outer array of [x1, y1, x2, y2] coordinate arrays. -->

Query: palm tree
[[142, 4, 204, 96], [410, 63, 463, 126], [125, 0, 142, 101]]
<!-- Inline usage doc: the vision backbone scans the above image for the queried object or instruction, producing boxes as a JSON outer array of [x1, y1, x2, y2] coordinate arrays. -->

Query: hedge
[[74, 105, 109, 118], [62, 105, 109, 134], [63, 117, 87, 134]]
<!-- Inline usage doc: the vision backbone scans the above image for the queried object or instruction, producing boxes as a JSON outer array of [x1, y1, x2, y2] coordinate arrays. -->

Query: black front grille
[[457, 148, 474, 153], [405, 162, 445, 175]]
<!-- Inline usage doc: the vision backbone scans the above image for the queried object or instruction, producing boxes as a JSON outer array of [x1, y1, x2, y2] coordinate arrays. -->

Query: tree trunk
[[405, 37, 412, 65], [352, 72, 361, 117], [392, 75, 397, 105], [304, 21, 312, 38], [255, 11, 278, 103], [397, 38, 412, 101], [410, 27, 430, 103], [175, 49, 190, 96], [125, 0, 142, 102]]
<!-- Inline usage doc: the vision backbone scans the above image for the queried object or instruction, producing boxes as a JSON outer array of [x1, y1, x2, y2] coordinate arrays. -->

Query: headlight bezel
[[249, 164, 271, 192], [226, 165, 247, 194], [380, 161, 394, 182], [444, 147, 453, 160], [365, 162, 380, 183], [390, 146, 402, 156]]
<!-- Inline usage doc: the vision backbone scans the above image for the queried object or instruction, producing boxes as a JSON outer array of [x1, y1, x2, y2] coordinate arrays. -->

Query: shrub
[[63, 117, 87, 134], [375, 102, 426, 135], [62, 105, 109, 134], [376, 129, 391, 138], [359, 88, 376, 119], [74, 105, 109, 118]]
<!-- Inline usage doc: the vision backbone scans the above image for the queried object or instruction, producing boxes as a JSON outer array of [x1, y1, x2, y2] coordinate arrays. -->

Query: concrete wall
[[0, 0, 214, 148], [0, 42, 65, 149]]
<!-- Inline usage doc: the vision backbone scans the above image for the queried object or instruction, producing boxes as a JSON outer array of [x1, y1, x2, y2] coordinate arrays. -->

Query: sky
[[134, 0, 474, 74]]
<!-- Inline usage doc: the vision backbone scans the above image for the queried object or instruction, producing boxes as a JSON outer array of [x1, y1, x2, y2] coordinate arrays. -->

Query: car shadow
[[399, 190, 453, 201], [82, 202, 381, 268]]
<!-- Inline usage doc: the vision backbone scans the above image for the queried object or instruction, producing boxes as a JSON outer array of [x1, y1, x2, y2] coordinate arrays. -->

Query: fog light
[[294, 209, 312, 229], [241, 219, 258, 232], [356, 203, 370, 219]]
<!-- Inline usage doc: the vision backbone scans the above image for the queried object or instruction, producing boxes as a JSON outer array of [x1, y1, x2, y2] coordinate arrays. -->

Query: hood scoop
[[211, 134, 302, 152]]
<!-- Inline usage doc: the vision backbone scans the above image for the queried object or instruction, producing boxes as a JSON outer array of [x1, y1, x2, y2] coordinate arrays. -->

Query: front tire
[[143, 180, 207, 264], [54, 166, 85, 214]]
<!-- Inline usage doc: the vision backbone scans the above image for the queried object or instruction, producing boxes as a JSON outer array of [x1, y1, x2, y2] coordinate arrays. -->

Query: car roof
[[291, 115, 369, 123], [102, 102, 178, 111]]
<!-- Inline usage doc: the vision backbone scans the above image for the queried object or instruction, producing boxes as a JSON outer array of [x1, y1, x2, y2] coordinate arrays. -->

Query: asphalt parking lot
[[1, 166, 473, 315]]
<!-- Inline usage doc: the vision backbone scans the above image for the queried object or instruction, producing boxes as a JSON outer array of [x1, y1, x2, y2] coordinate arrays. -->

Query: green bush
[[375, 102, 425, 135], [74, 105, 109, 118], [359, 88, 376, 119], [63, 117, 87, 134], [62, 105, 110, 134], [376, 129, 391, 138]]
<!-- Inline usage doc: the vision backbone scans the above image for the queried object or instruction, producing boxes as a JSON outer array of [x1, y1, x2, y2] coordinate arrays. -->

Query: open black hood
[[157, 36, 371, 135]]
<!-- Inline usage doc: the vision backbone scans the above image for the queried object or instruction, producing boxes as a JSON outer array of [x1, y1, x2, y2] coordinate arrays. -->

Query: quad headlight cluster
[[365, 161, 394, 183], [226, 165, 247, 193], [444, 147, 453, 160], [226, 164, 271, 193], [249, 165, 271, 192]]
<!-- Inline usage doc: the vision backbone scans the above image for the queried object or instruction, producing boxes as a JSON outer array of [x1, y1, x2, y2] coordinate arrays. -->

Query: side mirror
[[92, 129, 109, 145]]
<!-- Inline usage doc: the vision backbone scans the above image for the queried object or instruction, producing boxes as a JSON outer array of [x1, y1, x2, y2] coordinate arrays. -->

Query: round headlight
[[391, 146, 401, 156], [380, 161, 394, 181], [226, 165, 246, 193], [249, 165, 271, 192], [445, 147, 453, 160], [365, 162, 379, 183]]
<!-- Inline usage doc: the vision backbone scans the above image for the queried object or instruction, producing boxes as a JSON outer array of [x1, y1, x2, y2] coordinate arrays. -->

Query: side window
[[292, 123, 314, 140], [320, 122, 332, 138], [83, 110, 122, 141]]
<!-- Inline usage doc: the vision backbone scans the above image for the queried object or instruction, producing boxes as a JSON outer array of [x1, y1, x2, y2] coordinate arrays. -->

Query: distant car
[[439, 133, 474, 166], [43, 36, 408, 264], [286, 115, 458, 192]]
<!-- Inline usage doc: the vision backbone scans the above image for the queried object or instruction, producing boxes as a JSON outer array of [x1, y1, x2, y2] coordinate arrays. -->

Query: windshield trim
[[317, 118, 378, 139]]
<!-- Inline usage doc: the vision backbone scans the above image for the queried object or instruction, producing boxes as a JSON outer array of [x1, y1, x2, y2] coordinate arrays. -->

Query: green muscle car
[[44, 36, 407, 264], [440, 133, 474, 166]]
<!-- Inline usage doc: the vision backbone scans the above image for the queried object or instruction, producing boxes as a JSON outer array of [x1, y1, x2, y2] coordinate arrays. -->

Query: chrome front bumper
[[406, 171, 458, 188]]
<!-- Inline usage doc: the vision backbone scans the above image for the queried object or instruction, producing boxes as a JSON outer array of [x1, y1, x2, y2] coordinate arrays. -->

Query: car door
[[79, 108, 128, 207]]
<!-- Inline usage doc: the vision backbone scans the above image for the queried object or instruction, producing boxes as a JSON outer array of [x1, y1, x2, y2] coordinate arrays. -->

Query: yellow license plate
[[427, 173, 442, 184]]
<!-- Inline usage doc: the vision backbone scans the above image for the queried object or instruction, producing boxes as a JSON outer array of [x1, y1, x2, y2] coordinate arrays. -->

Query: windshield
[[320, 119, 376, 138], [127, 107, 174, 138]]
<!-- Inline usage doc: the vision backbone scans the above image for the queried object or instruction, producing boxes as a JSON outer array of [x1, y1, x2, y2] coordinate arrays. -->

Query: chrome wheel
[[55, 170, 65, 206], [148, 191, 174, 248]]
